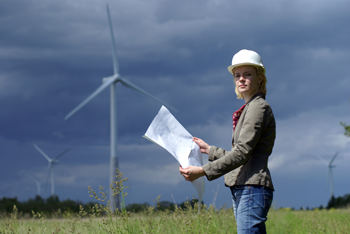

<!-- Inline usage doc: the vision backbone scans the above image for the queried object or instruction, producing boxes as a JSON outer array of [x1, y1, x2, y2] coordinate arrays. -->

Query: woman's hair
[[234, 65, 267, 99]]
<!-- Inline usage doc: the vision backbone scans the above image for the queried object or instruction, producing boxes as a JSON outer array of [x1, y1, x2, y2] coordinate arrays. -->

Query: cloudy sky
[[1, 0, 349, 210]]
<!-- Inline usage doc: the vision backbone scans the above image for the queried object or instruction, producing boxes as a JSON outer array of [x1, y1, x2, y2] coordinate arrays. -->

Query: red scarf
[[232, 104, 246, 132]]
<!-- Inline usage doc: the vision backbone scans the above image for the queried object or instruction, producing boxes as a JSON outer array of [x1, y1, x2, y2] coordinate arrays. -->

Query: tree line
[[327, 194, 350, 209], [0, 195, 204, 216], [1, 193, 349, 216]]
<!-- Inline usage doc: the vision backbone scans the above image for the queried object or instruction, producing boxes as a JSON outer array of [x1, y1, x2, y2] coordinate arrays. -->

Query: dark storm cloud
[[1, 0, 349, 209]]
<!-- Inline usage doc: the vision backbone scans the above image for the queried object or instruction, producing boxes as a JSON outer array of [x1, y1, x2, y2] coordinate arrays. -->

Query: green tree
[[327, 194, 350, 209], [341, 100, 350, 137], [126, 202, 150, 213], [340, 122, 350, 137], [178, 198, 204, 210]]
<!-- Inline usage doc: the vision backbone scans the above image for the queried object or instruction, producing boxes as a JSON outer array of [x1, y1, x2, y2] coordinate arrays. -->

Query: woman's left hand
[[179, 166, 206, 182]]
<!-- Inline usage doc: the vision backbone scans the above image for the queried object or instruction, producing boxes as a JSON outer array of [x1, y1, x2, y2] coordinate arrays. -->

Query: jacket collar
[[246, 92, 265, 106]]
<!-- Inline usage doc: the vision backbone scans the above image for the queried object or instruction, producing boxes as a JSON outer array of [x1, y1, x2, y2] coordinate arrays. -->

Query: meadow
[[1, 203, 349, 234], [1, 171, 349, 234]]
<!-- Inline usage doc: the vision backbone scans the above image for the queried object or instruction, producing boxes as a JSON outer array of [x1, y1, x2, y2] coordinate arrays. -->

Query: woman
[[179, 49, 276, 234]]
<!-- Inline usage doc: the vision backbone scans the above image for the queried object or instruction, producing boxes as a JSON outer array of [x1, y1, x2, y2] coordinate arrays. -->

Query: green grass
[[267, 207, 350, 234], [0, 203, 235, 234], [1, 205, 350, 234], [1, 171, 349, 233]]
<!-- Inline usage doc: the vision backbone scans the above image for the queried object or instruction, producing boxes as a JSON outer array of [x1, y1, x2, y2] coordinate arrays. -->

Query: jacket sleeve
[[202, 100, 268, 181], [207, 144, 233, 162]]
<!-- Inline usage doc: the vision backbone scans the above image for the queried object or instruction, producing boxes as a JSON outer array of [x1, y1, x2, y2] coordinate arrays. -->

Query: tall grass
[[1, 204, 350, 233], [1, 170, 349, 234], [0, 202, 236, 234]]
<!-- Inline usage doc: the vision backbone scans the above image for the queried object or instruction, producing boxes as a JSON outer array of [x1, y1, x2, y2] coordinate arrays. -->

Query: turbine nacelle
[[103, 74, 120, 83]]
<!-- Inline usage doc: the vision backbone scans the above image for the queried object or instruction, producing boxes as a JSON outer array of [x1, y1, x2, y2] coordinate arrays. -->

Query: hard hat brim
[[227, 62, 265, 75]]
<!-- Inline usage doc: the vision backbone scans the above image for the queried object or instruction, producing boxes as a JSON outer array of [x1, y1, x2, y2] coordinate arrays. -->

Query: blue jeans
[[230, 185, 273, 234]]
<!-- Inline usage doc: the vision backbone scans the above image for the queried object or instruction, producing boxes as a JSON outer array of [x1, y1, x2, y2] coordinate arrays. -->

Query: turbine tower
[[33, 144, 70, 196], [64, 5, 176, 212], [317, 151, 339, 198], [25, 173, 45, 196]]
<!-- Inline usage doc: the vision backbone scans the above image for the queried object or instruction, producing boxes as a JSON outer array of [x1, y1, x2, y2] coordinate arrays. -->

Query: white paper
[[143, 106, 205, 211]]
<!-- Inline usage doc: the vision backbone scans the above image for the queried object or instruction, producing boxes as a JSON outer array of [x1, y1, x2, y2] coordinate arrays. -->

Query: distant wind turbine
[[33, 144, 70, 196], [25, 173, 45, 196], [317, 151, 339, 198], [64, 4, 176, 212]]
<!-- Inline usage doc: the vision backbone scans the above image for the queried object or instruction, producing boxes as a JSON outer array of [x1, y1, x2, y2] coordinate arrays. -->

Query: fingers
[[180, 165, 204, 182], [179, 166, 190, 180], [179, 166, 191, 180], [179, 166, 188, 173], [193, 137, 208, 147], [193, 137, 201, 143], [181, 173, 193, 181], [184, 177, 192, 181], [180, 170, 191, 181]]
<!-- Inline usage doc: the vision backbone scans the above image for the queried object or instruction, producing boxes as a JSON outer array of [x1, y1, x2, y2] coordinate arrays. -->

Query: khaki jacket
[[202, 93, 276, 190]]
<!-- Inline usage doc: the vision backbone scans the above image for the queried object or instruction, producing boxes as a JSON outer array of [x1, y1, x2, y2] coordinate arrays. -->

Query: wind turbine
[[317, 151, 339, 198], [25, 173, 45, 196], [64, 5, 176, 212], [33, 144, 70, 196]]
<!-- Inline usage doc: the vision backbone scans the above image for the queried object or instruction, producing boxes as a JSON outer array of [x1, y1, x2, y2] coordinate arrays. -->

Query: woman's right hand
[[193, 137, 210, 154]]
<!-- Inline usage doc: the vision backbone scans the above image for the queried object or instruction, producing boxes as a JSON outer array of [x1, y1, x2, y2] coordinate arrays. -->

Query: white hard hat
[[227, 49, 265, 74]]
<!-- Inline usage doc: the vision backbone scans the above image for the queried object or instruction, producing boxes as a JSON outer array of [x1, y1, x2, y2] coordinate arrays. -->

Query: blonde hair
[[234, 66, 267, 99]]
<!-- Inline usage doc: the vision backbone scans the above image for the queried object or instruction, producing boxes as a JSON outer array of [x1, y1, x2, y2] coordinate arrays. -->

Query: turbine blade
[[33, 144, 52, 162], [329, 151, 339, 166], [106, 4, 119, 75], [316, 154, 328, 166], [25, 173, 40, 184], [53, 148, 70, 160], [65, 75, 119, 120], [120, 78, 178, 112]]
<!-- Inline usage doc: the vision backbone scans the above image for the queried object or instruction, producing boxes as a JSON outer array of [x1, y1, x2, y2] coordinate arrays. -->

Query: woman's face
[[233, 65, 261, 99]]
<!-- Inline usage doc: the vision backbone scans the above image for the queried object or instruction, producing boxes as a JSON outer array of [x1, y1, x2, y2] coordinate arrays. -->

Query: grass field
[[1, 204, 349, 234], [2, 172, 349, 233]]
